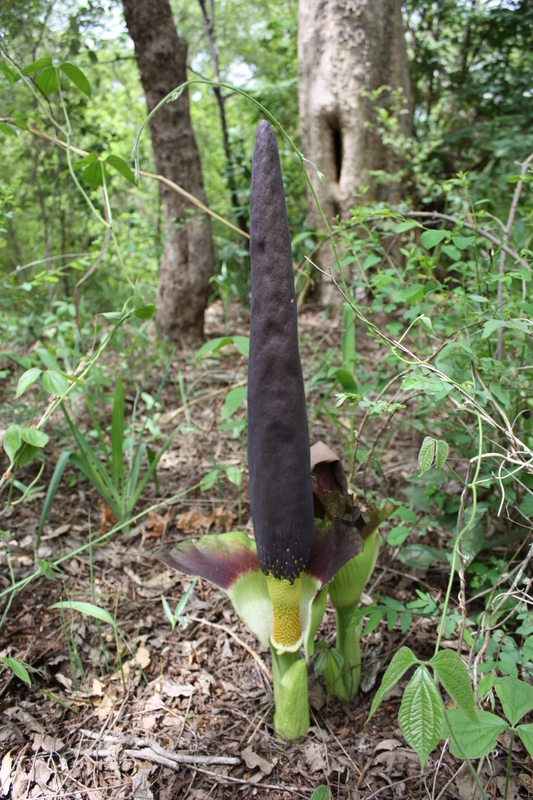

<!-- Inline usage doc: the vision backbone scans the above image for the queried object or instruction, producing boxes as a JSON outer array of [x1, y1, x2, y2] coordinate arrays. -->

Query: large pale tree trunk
[[123, 0, 214, 344], [298, 0, 412, 233]]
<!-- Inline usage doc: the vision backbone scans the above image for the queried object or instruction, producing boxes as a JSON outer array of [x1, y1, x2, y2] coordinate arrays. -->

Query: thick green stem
[[270, 645, 309, 741], [327, 608, 362, 700]]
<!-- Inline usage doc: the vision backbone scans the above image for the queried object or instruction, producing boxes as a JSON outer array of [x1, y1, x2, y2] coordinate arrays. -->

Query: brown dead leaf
[[176, 507, 235, 534], [143, 511, 171, 538], [241, 746, 275, 776], [135, 646, 151, 669], [100, 500, 116, 534], [176, 509, 214, 534]]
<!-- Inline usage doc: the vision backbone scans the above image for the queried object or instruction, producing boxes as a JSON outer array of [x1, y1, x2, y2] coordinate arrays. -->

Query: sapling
[[159, 121, 364, 740], [311, 442, 394, 700]]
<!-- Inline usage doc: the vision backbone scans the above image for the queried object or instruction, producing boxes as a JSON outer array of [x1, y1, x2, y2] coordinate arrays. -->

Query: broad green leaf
[[430, 650, 478, 723], [442, 709, 507, 759], [368, 647, 419, 721], [516, 723, 533, 760], [421, 229, 448, 249], [105, 154, 136, 184], [310, 787, 330, 800], [394, 220, 421, 233], [38, 559, 57, 581], [0, 122, 18, 136], [397, 544, 446, 569], [70, 153, 99, 171], [82, 160, 104, 189], [20, 428, 49, 448], [482, 319, 506, 339], [2, 656, 31, 685], [196, 337, 233, 358], [35, 66, 59, 96], [398, 666, 444, 769], [418, 315, 433, 332], [16, 368, 42, 398], [3, 424, 21, 464], [201, 468, 220, 492], [221, 386, 247, 419], [50, 600, 116, 627], [452, 236, 476, 250], [363, 253, 381, 269], [17, 444, 39, 467], [225, 465, 242, 487], [336, 368, 357, 391], [387, 525, 410, 546], [418, 436, 435, 476], [60, 62, 91, 96], [494, 676, 533, 726], [435, 440, 449, 472], [232, 335, 250, 357], [134, 304, 156, 319], [42, 369, 68, 397], [21, 56, 53, 75], [0, 64, 18, 83]]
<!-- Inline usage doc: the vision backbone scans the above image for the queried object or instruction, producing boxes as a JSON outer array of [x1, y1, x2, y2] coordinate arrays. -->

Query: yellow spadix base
[[266, 574, 302, 647]]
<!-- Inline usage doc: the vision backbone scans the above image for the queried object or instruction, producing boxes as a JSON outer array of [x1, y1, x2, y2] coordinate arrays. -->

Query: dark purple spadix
[[247, 120, 314, 582]]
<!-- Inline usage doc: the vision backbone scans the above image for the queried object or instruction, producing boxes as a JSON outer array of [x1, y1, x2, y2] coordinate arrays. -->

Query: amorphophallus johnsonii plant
[[158, 120, 365, 740], [311, 442, 394, 700]]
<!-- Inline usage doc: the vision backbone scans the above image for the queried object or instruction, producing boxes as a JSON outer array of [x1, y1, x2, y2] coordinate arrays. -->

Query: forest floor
[[0, 300, 531, 800]]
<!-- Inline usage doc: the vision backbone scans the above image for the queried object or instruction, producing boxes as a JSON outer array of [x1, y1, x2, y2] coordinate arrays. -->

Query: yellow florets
[[266, 574, 302, 647]]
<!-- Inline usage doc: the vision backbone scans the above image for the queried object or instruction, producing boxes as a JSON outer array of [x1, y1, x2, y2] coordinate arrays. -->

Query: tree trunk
[[298, 0, 412, 231], [122, 0, 214, 344]]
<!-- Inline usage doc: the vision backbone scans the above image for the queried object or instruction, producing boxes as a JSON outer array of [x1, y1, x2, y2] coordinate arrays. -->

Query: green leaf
[[516, 723, 533, 760], [16, 368, 42, 398], [368, 647, 419, 721], [2, 656, 31, 685], [363, 253, 381, 269], [336, 368, 358, 391], [0, 122, 18, 136], [60, 62, 91, 96], [397, 544, 446, 569], [36, 451, 72, 551], [82, 160, 104, 189], [225, 465, 242, 487], [435, 440, 449, 472], [0, 64, 18, 83], [134, 304, 156, 319], [20, 428, 49, 448], [71, 153, 99, 171], [418, 436, 435, 476], [201, 468, 220, 492], [38, 559, 57, 581], [494, 676, 533, 726], [3, 424, 22, 464], [195, 337, 233, 358], [17, 444, 39, 467], [111, 377, 125, 492], [50, 600, 116, 627], [387, 525, 410, 546], [21, 56, 53, 75], [398, 666, 444, 770], [310, 787, 330, 800], [105, 154, 136, 184], [161, 595, 176, 629], [35, 66, 59, 96], [430, 650, 478, 723], [394, 220, 421, 233], [442, 709, 507, 759], [42, 369, 68, 397], [482, 319, 506, 339], [418, 315, 433, 332], [221, 386, 247, 419], [452, 236, 476, 251], [232, 335, 250, 357], [421, 229, 448, 249]]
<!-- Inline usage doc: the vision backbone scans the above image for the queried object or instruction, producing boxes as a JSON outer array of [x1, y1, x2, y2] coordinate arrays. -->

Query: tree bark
[[122, 0, 214, 344], [298, 0, 412, 231]]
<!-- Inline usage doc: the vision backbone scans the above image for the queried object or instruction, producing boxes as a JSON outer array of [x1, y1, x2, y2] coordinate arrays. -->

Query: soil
[[0, 301, 531, 799]]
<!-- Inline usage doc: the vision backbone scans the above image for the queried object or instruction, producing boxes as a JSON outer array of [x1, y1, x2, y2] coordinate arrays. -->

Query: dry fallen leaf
[[143, 511, 171, 538], [176, 509, 214, 534], [91, 678, 103, 697], [95, 693, 115, 721], [161, 680, 195, 698], [135, 646, 151, 669], [0, 752, 12, 797], [241, 746, 274, 776]]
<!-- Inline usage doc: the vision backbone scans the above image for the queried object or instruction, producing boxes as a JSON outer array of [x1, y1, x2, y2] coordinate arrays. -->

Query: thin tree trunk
[[197, 0, 248, 238], [123, 0, 214, 344]]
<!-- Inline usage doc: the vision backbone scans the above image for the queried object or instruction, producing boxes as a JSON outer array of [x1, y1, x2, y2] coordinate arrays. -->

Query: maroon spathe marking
[[157, 539, 260, 591], [306, 521, 364, 586]]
